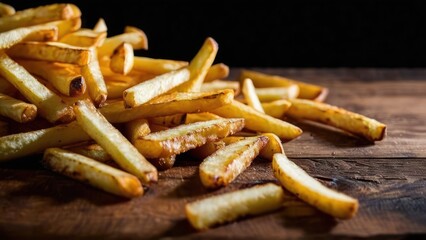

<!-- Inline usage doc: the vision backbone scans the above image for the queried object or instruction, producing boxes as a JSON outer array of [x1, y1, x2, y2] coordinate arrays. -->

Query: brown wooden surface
[[1, 68, 425, 239]]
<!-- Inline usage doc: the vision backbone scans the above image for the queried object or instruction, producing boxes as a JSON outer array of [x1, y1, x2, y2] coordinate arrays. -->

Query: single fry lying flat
[[0, 93, 37, 123]]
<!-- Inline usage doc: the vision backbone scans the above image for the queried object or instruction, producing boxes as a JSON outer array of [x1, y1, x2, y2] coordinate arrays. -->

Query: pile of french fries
[[0, 3, 386, 231]]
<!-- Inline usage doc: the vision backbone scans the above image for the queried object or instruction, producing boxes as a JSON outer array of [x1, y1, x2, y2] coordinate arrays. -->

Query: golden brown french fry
[[240, 70, 328, 101], [69, 143, 111, 163], [184, 112, 221, 124], [47, 18, 82, 39], [272, 153, 359, 219], [123, 67, 190, 107], [124, 118, 151, 144], [93, 18, 107, 33], [0, 52, 74, 123], [199, 136, 268, 189], [0, 3, 15, 17], [242, 78, 264, 113], [0, 24, 58, 49], [148, 155, 177, 171], [0, 121, 90, 162], [172, 37, 218, 92], [110, 42, 134, 75], [200, 80, 240, 95], [132, 56, 188, 75], [204, 63, 230, 82], [74, 100, 157, 183], [0, 93, 37, 123], [18, 60, 86, 97], [81, 48, 108, 107], [149, 114, 186, 127], [98, 29, 148, 56], [0, 3, 79, 32], [104, 71, 156, 99], [287, 98, 386, 141], [135, 118, 245, 158], [212, 100, 302, 141], [7, 41, 92, 66], [100, 89, 234, 123], [255, 85, 299, 102], [43, 148, 142, 198], [261, 99, 292, 118], [60, 28, 107, 47], [0, 76, 16, 94], [185, 183, 284, 230]]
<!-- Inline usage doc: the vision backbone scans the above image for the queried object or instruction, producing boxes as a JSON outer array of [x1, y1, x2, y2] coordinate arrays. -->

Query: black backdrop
[[6, 0, 426, 67]]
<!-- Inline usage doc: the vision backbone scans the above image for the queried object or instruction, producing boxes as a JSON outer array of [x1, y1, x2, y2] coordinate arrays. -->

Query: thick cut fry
[[184, 112, 221, 124], [212, 100, 302, 141], [8, 41, 92, 66], [98, 30, 148, 56], [199, 136, 268, 189], [272, 153, 359, 219], [287, 99, 387, 141], [240, 70, 328, 101], [93, 18, 107, 33], [47, 18, 82, 39], [135, 118, 245, 158], [186, 183, 284, 230], [69, 143, 111, 163], [100, 89, 234, 123], [124, 118, 151, 144], [0, 25, 58, 49], [110, 42, 134, 75], [0, 52, 73, 123], [172, 37, 218, 92], [149, 114, 186, 127], [0, 3, 15, 17], [200, 80, 240, 94], [0, 93, 37, 123], [261, 99, 292, 118], [255, 85, 299, 102], [0, 3, 79, 32], [148, 155, 176, 171], [204, 63, 230, 82], [132, 56, 188, 75], [74, 100, 157, 183], [18, 60, 86, 97], [43, 148, 142, 198], [242, 78, 264, 113], [60, 29, 106, 47], [81, 48, 108, 107], [123, 67, 190, 107], [0, 121, 90, 162]]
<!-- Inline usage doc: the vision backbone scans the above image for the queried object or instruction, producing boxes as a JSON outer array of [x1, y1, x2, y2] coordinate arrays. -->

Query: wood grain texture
[[1, 68, 425, 239]]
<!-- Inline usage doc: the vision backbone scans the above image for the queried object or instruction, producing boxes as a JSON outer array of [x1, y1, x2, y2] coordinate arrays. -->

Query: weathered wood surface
[[1, 68, 425, 239]]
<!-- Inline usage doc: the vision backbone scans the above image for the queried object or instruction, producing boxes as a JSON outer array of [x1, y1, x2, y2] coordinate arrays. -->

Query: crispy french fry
[[242, 78, 264, 113], [124, 118, 151, 144], [148, 155, 177, 171], [212, 100, 302, 141], [110, 42, 134, 75], [0, 93, 37, 123], [8, 41, 92, 66], [200, 136, 268, 189], [149, 114, 186, 127], [255, 85, 299, 102], [0, 121, 90, 162], [135, 118, 244, 158], [0, 25, 58, 49], [93, 18, 107, 33], [43, 148, 142, 198], [0, 52, 74, 123], [104, 72, 156, 99], [240, 70, 328, 101], [272, 153, 359, 219], [0, 76, 16, 94], [287, 98, 386, 141], [123, 67, 190, 107], [100, 89, 234, 123], [0, 3, 79, 32], [186, 183, 284, 230], [200, 80, 240, 95], [81, 48, 108, 107], [18, 60, 86, 97], [60, 29, 106, 47], [132, 56, 188, 75], [74, 100, 157, 183], [261, 99, 292, 118], [0, 3, 15, 17], [69, 143, 111, 163], [204, 63, 230, 82], [184, 112, 221, 124], [98, 29, 148, 56], [47, 18, 82, 39]]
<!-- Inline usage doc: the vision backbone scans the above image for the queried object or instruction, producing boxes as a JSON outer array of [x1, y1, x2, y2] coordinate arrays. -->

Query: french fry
[[239, 69, 328, 101], [287, 98, 387, 141], [93, 18, 107, 33], [110, 42, 134, 75], [0, 93, 37, 123], [255, 85, 299, 102], [60, 29, 107, 47], [199, 136, 268, 189], [184, 112, 221, 124], [73, 100, 157, 183], [100, 89, 234, 123], [204, 63, 230, 82], [18, 60, 86, 97], [185, 183, 284, 230], [0, 25, 58, 49], [132, 56, 188, 75], [261, 99, 292, 118], [189, 140, 226, 160], [272, 153, 359, 219], [0, 52, 74, 123], [0, 3, 15, 17], [242, 78, 264, 113], [43, 148, 142, 198], [148, 155, 177, 171], [211, 100, 302, 141], [200, 80, 240, 95], [7, 41, 92, 66], [81, 48, 108, 107], [104, 71, 156, 99], [0, 121, 90, 162], [0, 3, 79, 32], [124, 118, 151, 144], [134, 118, 245, 158], [69, 143, 111, 163], [47, 18, 82, 39], [149, 114, 186, 127], [98, 28, 148, 56]]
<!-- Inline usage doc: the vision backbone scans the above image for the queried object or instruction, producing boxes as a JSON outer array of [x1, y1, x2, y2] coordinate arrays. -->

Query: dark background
[[6, 0, 426, 67]]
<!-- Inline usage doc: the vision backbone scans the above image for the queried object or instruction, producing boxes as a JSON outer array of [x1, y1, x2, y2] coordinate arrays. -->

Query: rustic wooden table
[[0, 68, 425, 239]]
